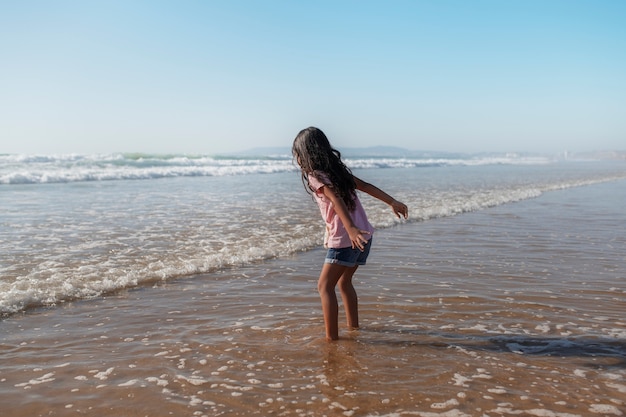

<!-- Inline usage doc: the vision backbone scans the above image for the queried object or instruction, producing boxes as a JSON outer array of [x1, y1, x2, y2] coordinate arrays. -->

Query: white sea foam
[[0, 153, 297, 184], [588, 404, 623, 415], [0, 152, 556, 185]]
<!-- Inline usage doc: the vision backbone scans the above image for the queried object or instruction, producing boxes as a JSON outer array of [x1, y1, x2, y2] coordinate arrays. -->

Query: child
[[292, 127, 408, 341]]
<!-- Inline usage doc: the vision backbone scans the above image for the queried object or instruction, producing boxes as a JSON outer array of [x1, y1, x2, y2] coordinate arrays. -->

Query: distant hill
[[231, 147, 626, 161], [568, 150, 626, 161]]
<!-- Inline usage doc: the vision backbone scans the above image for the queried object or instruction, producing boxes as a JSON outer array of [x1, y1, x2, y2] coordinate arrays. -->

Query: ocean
[[1, 151, 625, 416]]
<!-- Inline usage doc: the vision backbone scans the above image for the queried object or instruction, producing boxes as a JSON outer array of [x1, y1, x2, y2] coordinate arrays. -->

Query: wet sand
[[1, 180, 625, 416]]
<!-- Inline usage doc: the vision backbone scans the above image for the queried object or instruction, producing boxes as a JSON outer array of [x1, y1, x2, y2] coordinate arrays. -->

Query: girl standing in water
[[292, 127, 408, 340]]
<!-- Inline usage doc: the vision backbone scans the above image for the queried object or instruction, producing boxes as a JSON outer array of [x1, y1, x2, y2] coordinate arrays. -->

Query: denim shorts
[[324, 238, 372, 267]]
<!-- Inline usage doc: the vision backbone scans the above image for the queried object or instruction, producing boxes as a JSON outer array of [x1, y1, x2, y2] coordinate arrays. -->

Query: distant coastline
[[232, 146, 626, 161]]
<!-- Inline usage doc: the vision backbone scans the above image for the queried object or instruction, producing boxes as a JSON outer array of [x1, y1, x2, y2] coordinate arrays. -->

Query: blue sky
[[1, 0, 625, 155]]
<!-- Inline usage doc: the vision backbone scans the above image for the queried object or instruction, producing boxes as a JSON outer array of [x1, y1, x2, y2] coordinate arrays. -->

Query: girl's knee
[[318, 264, 346, 294], [317, 279, 334, 295], [337, 279, 354, 293]]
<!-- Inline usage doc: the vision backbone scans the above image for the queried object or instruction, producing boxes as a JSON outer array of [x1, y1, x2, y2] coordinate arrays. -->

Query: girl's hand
[[348, 226, 371, 251], [391, 200, 409, 219]]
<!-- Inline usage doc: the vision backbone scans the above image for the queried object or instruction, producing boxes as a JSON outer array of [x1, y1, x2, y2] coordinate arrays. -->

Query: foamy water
[[1, 156, 625, 316], [0, 152, 553, 185]]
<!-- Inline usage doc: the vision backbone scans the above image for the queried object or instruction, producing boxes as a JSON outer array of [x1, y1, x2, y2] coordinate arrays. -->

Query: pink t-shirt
[[308, 172, 374, 249]]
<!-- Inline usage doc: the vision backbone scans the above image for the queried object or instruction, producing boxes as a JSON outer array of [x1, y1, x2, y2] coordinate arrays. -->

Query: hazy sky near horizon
[[1, 1, 625, 155]]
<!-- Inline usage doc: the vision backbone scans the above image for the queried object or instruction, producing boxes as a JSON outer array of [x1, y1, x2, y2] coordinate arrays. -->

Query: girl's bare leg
[[318, 263, 348, 341], [338, 266, 359, 329]]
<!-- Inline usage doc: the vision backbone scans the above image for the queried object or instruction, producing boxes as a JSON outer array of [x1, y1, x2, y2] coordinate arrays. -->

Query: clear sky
[[1, 0, 625, 155]]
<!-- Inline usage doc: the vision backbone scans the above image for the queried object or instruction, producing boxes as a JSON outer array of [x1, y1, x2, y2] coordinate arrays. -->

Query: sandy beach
[[1, 178, 625, 416]]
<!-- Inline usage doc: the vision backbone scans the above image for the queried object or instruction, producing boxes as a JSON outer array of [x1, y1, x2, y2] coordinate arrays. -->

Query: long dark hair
[[292, 127, 357, 211]]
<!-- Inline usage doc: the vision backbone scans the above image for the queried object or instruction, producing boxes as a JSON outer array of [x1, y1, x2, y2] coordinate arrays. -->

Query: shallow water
[[2, 161, 625, 316], [1, 178, 625, 416]]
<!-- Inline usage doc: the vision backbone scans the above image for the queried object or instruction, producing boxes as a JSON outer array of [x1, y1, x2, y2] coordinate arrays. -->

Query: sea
[[1, 151, 625, 416]]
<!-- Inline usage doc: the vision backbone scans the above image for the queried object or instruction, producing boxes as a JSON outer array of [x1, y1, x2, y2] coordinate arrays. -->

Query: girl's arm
[[354, 176, 409, 219], [321, 185, 370, 251]]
